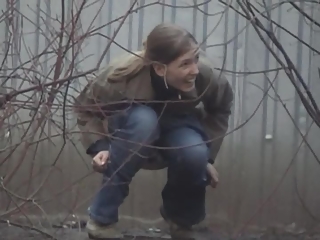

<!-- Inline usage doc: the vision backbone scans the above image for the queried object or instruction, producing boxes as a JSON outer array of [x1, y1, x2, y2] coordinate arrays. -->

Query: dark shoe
[[86, 219, 123, 239], [160, 206, 194, 239]]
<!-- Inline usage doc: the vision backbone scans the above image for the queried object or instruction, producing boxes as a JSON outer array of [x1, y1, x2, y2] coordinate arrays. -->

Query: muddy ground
[[1, 222, 320, 240]]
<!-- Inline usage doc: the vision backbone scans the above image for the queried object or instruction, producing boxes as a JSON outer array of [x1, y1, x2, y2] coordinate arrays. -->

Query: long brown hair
[[108, 23, 198, 82]]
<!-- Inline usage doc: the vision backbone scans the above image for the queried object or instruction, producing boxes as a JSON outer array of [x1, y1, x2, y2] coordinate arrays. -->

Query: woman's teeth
[[185, 79, 195, 83]]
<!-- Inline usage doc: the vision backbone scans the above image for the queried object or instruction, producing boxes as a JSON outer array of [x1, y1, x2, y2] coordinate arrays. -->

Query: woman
[[74, 23, 233, 239]]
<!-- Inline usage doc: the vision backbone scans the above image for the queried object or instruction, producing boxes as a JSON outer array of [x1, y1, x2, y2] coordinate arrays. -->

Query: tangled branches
[[0, 0, 319, 238]]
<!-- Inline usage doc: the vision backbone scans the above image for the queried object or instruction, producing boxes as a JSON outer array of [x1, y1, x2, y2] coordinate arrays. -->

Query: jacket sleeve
[[73, 67, 112, 156], [201, 67, 234, 163]]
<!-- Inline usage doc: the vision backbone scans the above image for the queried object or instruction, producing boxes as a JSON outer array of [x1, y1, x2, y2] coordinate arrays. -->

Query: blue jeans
[[88, 104, 211, 227]]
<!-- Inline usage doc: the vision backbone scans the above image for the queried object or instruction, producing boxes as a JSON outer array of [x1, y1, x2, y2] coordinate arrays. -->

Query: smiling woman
[[107, 23, 201, 93], [73, 23, 233, 240]]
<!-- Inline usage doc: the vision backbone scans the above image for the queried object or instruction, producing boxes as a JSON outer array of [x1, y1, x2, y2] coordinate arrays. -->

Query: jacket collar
[[150, 66, 181, 100], [122, 65, 199, 101], [150, 66, 199, 100]]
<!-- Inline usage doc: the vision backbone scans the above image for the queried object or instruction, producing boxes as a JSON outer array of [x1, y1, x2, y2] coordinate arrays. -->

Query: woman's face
[[153, 46, 200, 92]]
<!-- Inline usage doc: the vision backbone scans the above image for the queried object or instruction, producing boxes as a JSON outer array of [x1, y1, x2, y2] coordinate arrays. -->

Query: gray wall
[[1, 0, 320, 232]]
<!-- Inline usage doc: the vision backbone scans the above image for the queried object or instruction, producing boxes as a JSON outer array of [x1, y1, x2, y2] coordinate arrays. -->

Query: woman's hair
[[108, 23, 198, 82]]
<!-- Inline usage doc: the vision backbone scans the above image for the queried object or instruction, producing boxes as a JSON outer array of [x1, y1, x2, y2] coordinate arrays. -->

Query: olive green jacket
[[73, 52, 234, 169]]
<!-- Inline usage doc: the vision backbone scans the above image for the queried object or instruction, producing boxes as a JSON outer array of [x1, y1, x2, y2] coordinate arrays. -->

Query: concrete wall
[[1, 0, 320, 232]]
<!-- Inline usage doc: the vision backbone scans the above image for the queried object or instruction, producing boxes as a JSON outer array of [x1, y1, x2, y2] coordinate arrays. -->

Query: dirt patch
[[2, 223, 320, 240]]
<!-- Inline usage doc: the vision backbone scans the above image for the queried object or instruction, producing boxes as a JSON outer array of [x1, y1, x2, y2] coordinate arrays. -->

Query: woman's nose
[[190, 63, 199, 75]]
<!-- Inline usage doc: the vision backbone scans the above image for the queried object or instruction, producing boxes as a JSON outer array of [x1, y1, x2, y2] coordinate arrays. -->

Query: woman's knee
[[170, 144, 209, 185], [179, 144, 209, 170], [126, 105, 159, 137], [163, 128, 209, 170]]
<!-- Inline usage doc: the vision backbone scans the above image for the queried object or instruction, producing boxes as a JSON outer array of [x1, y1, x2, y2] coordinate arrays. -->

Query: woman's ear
[[152, 63, 166, 77]]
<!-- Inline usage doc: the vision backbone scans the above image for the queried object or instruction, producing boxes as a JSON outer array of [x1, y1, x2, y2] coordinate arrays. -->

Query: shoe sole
[[160, 206, 195, 240]]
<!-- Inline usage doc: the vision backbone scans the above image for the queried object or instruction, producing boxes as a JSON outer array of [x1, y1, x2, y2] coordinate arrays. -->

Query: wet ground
[[1, 222, 320, 240]]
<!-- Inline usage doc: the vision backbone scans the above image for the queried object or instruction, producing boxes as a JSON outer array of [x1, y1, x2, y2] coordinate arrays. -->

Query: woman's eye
[[180, 62, 188, 67]]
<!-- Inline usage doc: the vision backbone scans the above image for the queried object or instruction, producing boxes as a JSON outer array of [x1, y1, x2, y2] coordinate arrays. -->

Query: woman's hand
[[206, 163, 219, 188], [92, 151, 109, 173]]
